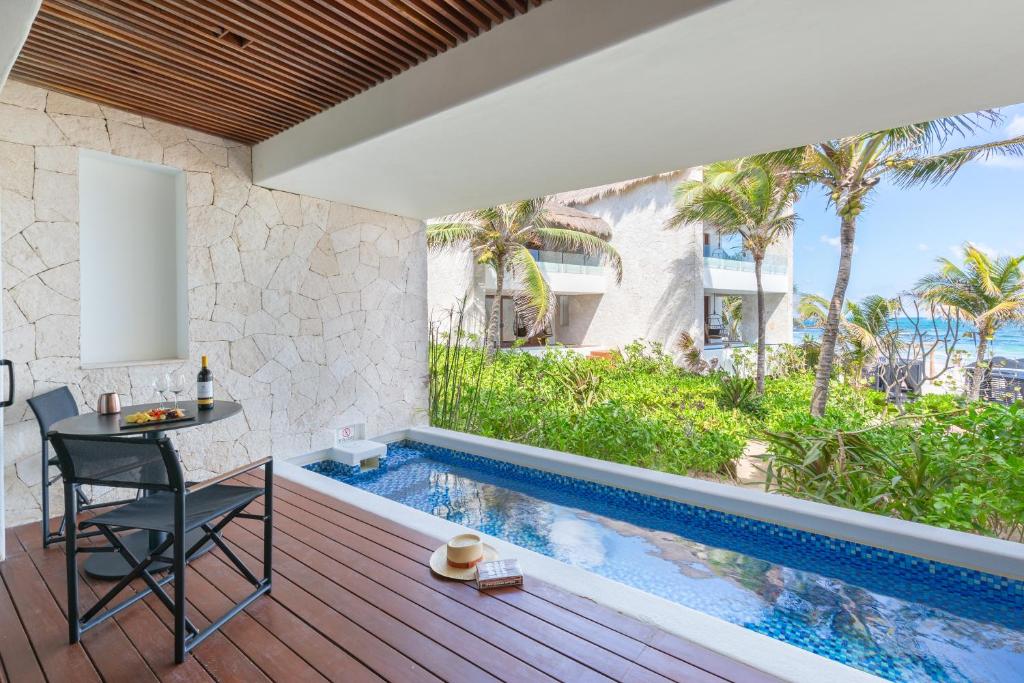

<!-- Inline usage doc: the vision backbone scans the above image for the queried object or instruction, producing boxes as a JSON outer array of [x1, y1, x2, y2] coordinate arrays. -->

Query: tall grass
[[428, 298, 491, 432]]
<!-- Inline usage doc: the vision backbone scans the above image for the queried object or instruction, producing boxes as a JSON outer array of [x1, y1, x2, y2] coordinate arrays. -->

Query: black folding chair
[[48, 432, 272, 664], [28, 387, 138, 547]]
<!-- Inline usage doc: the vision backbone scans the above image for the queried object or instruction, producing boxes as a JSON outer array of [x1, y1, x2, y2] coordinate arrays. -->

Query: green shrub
[[430, 339, 1023, 538], [432, 341, 882, 478], [762, 402, 1024, 539], [719, 376, 760, 412]]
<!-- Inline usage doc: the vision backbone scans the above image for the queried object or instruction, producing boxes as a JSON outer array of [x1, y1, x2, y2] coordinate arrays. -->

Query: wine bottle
[[197, 354, 214, 411]]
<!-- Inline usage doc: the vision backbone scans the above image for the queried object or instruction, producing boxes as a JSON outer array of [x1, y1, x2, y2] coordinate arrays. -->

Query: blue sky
[[792, 103, 1024, 302]]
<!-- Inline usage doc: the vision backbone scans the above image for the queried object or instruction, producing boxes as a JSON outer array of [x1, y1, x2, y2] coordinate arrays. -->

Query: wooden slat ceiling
[[10, 0, 547, 145]]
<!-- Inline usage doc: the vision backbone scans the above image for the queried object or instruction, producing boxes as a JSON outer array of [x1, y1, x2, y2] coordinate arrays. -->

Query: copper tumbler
[[96, 392, 121, 414]]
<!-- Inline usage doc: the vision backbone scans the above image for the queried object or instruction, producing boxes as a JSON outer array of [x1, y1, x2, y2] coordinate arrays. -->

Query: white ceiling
[[255, 0, 1024, 220], [0, 0, 40, 89]]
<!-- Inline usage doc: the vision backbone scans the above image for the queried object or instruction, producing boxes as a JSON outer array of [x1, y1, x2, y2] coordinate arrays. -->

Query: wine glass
[[153, 373, 171, 408], [170, 373, 187, 410]]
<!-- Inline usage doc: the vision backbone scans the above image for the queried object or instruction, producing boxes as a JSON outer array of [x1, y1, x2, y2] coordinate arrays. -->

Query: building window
[[79, 151, 188, 367], [558, 295, 570, 327]]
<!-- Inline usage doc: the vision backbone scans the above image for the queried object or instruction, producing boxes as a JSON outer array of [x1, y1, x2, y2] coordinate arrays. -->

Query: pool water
[[305, 441, 1024, 683]]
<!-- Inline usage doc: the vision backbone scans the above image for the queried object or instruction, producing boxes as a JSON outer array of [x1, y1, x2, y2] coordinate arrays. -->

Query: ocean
[[793, 320, 1024, 361]]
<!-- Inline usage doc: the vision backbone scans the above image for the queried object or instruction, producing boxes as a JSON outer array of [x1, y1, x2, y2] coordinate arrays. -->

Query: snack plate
[[119, 413, 195, 430]]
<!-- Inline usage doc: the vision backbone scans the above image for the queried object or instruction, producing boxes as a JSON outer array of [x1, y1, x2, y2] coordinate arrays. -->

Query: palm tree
[[915, 243, 1024, 400], [763, 114, 1024, 416], [427, 199, 623, 347], [721, 295, 744, 340], [841, 295, 897, 388], [796, 292, 829, 328], [667, 159, 799, 393]]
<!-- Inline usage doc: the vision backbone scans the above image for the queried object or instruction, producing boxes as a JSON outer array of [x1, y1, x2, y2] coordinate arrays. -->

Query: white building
[[428, 170, 794, 357]]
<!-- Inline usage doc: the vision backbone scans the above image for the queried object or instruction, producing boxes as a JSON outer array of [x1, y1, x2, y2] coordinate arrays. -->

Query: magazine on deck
[[475, 558, 524, 589]]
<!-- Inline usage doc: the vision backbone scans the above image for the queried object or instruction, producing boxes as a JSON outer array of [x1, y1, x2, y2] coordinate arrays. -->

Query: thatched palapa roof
[[543, 201, 612, 239], [554, 170, 688, 207], [431, 201, 612, 239]]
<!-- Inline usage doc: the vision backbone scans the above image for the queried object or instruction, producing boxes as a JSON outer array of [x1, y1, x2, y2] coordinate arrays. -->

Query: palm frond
[[797, 293, 829, 326], [532, 226, 624, 283], [426, 222, 479, 252], [890, 135, 1024, 187], [915, 242, 1024, 333], [508, 246, 555, 336], [880, 112, 1001, 150], [667, 183, 747, 230]]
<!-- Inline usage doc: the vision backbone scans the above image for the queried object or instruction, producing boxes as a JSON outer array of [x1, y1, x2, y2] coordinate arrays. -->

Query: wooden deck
[[0, 474, 777, 683]]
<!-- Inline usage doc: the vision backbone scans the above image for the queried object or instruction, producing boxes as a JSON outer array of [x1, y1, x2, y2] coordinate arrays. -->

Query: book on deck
[[475, 558, 524, 589]]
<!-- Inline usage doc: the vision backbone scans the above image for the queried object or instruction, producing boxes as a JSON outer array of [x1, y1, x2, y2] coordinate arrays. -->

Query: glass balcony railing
[[528, 249, 605, 275], [703, 245, 787, 274]]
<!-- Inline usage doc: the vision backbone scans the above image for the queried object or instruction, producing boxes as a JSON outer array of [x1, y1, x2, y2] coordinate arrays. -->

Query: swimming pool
[[305, 440, 1024, 683]]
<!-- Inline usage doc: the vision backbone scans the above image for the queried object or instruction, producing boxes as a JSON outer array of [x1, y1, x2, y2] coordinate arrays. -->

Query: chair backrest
[[27, 386, 80, 437], [47, 433, 185, 493]]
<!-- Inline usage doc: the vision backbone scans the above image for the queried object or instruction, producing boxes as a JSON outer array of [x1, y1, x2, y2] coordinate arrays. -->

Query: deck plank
[[0, 474, 778, 682], [234, 490, 636, 681], [192, 552, 384, 683], [73, 538, 218, 683], [20, 540, 160, 683], [0, 566, 46, 683], [222, 525, 503, 682], [262, 472, 776, 683], [4, 526, 26, 558], [229, 520, 555, 681], [248, 474, 732, 682], [0, 554, 101, 683], [240, 501, 593, 680], [136, 573, 274, 683]]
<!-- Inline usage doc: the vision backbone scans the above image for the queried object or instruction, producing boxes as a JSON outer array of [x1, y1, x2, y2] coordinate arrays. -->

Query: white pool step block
[[334, 439, 387, 467]]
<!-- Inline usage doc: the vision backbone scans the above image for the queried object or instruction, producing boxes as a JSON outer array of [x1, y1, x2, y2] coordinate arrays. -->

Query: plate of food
[[120, 407, 194, 429]]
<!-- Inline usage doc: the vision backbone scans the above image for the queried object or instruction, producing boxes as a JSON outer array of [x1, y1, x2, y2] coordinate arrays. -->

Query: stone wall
[[1, 81, 428, 527]]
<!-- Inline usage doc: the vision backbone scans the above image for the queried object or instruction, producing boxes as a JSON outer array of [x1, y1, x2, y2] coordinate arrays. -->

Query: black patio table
[[50, 400, 243, 579]]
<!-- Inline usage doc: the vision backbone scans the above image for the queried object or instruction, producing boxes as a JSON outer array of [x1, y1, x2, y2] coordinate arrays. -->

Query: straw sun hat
[[429, 533, 499, 580]]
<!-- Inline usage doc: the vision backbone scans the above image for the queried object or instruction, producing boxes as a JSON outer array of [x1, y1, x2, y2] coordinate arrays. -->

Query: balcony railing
[[703, 245, 787, 274], [528, 249, 605, 275]]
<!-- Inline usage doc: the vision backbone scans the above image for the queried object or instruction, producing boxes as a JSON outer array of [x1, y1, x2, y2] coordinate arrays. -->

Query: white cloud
[[1006, 114, 1024, 137], [917, 243, 929, 252]]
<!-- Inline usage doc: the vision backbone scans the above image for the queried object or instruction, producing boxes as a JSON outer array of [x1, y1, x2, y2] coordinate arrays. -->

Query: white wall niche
[[79, 150, 189, 368]]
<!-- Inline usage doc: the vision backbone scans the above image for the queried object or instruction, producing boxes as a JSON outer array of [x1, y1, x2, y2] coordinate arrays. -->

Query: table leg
[[83, 429, 214, 579]]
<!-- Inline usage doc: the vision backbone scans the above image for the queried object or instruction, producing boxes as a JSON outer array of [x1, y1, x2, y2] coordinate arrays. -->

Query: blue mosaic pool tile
[[303, 440, 1024, 683], [389, 441, 1024, 614], [304, 459, 362, 478]]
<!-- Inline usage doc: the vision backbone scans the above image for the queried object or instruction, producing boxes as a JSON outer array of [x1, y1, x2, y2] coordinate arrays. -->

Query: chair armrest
[[187, 456, 272, 493]]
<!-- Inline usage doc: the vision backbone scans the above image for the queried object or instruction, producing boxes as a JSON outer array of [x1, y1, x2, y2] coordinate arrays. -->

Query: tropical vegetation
[[839, 295, 895, 385], [666, 159, 799, 394], [427, 109, 1024, 543], [764, 400, 1024, 541], [426, 199, 623, 347], [763, 114, 1024, 416], [430, 334, 880, 476], [915, 243, 1024, 399], [429, 325, 1022, 539]]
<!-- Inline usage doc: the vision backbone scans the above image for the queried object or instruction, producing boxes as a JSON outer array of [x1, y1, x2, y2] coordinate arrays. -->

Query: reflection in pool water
[[306, 443, 1024, 683]]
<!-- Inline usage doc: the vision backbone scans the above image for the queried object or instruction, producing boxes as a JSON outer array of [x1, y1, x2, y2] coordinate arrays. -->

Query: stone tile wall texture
[[0, 81, 428, 527]]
